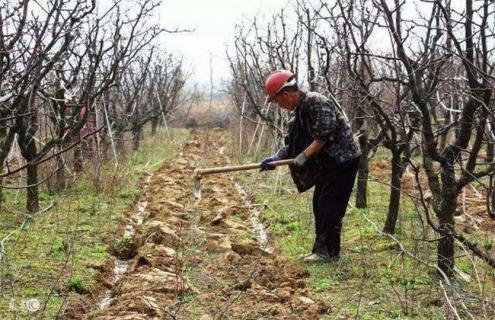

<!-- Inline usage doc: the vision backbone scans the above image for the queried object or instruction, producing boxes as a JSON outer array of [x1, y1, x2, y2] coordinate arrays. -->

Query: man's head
[[264, 70, 300, 111]]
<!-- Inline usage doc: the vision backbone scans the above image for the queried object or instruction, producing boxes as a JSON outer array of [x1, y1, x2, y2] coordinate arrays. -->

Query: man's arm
[[294, 139, 326, 167], [303, 139, 326, 158]]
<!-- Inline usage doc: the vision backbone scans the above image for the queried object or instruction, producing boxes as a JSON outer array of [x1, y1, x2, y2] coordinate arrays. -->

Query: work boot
[[301, 253, 338, 263], [297, 252, 314, 260]]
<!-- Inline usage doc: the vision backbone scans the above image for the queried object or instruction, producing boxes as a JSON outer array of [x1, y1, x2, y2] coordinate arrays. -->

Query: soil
[[63, 129, 324, 319]]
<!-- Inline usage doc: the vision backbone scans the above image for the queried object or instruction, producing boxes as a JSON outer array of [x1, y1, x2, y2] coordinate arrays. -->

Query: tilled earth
[[65, 129, 324, 319]]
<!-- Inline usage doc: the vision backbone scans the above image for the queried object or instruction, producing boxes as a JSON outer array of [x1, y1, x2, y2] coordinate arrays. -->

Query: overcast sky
[[157, 0, 484, 92], [159, 0, 293, 89]]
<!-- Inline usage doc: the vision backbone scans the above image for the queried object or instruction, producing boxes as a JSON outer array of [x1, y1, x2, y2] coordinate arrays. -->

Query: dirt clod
[[231, 242, 271, 256], [137, 220, 180, 246]]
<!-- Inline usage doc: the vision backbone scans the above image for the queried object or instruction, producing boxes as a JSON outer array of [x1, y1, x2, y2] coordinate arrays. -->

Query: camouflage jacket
[[278, 91, 361, 192]]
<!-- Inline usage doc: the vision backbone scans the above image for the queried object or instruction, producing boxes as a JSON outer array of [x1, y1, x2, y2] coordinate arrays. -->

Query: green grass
[[0, 128, 189, 319], [238, 161, 495, 319]]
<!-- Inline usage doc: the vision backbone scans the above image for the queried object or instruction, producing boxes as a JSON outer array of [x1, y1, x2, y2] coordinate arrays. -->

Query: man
[[260, 70, 361, 262]]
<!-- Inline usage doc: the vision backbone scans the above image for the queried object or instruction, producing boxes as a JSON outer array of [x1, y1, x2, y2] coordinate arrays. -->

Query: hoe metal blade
[[193, 170, 202, 200]]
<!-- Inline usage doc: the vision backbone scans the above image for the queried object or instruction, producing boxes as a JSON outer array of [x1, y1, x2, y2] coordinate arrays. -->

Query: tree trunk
[[18, 134, 41, 213], [0, 165, 4, 211], [74, 145, 84, 173], [132, 127, 141, 151], [55, 154, 66, 191], [53, 88, 67, 191], [383, 153, 403, 234], [151, 117, 158, 136], [491, 187, 495, 219], [116, 132, 125, 153], [18, 129, 40, 213], [437, 206, 455, 276], [305, 9, 315, 91], [0, 129, 15, 210], [26, 160, 39, 213], [437, 160, 457, 277], [355, 137, 369, 208]]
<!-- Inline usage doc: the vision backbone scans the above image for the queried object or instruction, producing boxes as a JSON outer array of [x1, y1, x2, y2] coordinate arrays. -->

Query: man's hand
[[260, 156, 279, 171], [294, 152, 309, 167], [294, 139, 326, 168]]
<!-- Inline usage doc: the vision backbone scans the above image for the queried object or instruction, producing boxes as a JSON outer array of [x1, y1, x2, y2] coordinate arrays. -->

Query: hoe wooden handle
[[195, 159, 294, 176]]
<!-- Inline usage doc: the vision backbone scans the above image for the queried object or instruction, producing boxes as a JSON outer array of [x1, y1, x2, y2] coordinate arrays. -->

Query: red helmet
[[264, 70, 295, 102]]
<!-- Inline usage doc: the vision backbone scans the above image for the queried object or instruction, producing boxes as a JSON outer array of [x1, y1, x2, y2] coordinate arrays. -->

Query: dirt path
[[66, 129, 323, 319]]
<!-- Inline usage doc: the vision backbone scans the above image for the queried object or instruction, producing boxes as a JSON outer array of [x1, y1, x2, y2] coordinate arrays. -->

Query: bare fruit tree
[[374, 0, 495, 275], [0, 0, 187, 212]]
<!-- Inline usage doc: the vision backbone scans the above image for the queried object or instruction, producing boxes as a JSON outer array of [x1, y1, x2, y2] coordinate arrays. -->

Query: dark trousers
[[312, 155, 360, 257]]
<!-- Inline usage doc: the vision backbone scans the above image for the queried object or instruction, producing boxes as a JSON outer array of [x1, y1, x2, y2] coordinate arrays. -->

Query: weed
[[68, 278, 86, 294], [115, 235, 133, 250], [314, 277, 336, 292], [391, 308, 402, 319], [118, 187, 133, 199], [180, 292, 196, 304]]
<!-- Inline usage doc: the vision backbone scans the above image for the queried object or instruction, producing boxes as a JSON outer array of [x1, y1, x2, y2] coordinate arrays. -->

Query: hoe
[[193, 159, 294, 199]]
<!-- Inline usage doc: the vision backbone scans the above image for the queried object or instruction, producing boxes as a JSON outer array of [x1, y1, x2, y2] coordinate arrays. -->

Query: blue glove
[[260, 155, 279, 171]]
